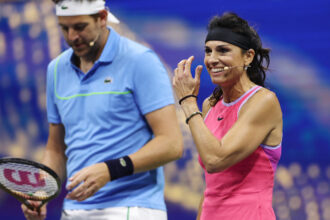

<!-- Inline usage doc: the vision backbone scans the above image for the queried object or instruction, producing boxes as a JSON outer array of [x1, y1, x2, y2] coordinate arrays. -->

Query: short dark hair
[[208, 12, 271, 106]]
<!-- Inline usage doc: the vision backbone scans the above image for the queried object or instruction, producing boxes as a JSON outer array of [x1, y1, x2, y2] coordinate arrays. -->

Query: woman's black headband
[[205, 27, 255, 50]]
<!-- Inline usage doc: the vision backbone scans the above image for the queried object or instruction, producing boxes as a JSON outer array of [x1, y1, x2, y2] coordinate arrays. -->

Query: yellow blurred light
[[289, 196, 302, 210], [288, 162, 302, 177], [19, 88, 31, 103], [32, 48, 44, 65], [276, 205, 290, 219], [29, 24, 42, 39], [13, 37, 24, 61], [323, 207, 330, 220], [24, 2, 40, 23], [321, 198, 330, 210], [9, 12, 21, 29], [0, 32, 6, 57], [273, 190, 286, 204], [302, 186, 315, 201], [15, 62, 28, 84], [317, 181, 329, 195], [307, 164, 320, 179], [276, 166, 293, 188]]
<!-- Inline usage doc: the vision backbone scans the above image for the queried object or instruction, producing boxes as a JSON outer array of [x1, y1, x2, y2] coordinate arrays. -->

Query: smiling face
[[204, 40, 251, 87], [58, 14, 102, 58]]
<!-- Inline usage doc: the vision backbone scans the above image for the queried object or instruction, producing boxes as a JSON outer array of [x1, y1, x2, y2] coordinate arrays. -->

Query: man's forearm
[[42, 148, 67, 182]]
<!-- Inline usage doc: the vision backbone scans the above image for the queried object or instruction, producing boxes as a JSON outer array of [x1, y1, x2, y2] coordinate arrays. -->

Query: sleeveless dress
[[199, 86, 281, 220]]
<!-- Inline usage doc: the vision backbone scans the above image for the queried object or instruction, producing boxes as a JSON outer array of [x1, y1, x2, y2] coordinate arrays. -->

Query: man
[[21, 0, 183, 219]]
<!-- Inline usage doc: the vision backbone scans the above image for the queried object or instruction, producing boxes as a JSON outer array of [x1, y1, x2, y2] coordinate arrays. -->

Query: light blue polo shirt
[[46, 27, 174, 210]]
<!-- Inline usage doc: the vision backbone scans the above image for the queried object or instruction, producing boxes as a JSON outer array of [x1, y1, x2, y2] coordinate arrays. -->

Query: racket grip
[[24, 200, 45, 212], [24, 200, 35, 210]]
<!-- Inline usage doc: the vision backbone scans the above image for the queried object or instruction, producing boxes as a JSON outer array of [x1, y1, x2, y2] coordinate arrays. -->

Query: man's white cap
[[55, 0, 120, 24]]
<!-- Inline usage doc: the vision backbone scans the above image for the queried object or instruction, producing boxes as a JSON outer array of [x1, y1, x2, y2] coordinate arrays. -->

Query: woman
[[173, 12, 282, 220]]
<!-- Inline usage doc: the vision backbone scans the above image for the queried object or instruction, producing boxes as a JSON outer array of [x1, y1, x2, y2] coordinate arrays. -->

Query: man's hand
[[66, 163, 110, 201], [21, 202, 46, 220]]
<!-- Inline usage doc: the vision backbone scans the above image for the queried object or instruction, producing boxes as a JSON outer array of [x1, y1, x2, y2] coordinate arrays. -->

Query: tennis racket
[[0, 157, 61, 211]]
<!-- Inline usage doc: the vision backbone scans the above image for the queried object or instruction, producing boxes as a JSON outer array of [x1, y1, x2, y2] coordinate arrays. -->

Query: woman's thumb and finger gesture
[[173, 56, 203, 100]]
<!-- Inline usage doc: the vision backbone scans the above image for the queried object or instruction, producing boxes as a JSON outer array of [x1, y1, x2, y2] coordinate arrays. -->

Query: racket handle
[[24, 200, 35, 210], [24, 200, 45, 212]]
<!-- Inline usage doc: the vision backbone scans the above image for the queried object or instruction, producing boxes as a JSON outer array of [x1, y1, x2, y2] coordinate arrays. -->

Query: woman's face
[[204, 40, 247, 86]]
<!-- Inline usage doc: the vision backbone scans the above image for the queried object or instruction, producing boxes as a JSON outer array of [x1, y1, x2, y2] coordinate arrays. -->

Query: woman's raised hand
[[172, 56, 203, 101]]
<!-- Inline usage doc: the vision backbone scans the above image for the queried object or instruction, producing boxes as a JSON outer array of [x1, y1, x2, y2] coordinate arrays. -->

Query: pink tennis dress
[[199, 86, 281, 220]]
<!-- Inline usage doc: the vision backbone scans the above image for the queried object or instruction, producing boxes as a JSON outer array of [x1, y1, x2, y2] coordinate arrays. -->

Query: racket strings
[[0, 162, 59, 200]]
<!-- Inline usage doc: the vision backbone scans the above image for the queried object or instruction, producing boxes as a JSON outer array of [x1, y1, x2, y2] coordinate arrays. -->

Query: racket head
[[0, 157, 61, 209]]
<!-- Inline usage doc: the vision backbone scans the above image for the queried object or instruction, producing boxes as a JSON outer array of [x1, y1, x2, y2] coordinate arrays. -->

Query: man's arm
[[66, 104, 183, 201], [42, 123, 67, 182], [129, 104, 183, 172]]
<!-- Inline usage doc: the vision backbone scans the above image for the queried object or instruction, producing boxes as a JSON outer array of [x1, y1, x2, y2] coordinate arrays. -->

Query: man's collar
[[98, 27, 119, 63]]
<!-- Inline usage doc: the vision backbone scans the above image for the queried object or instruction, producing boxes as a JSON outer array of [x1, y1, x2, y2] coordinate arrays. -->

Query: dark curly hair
[[208, 12, 270, 106]]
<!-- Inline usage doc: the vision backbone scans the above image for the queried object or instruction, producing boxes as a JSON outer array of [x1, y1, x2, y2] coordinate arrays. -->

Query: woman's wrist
[[181, 100, 200, 118], [179, 95, 198, 105], [186, 111, 203, 124]]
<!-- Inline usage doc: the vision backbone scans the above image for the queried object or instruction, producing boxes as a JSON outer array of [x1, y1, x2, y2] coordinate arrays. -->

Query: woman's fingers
[[184, 56, 194, 76], [193, 65, 203, 95], [195, 65, 203, 82], [177, 59, 186, 76]]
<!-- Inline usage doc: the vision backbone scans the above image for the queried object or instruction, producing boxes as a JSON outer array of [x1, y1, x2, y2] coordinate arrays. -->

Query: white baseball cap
[[55, 0, 120, 24]]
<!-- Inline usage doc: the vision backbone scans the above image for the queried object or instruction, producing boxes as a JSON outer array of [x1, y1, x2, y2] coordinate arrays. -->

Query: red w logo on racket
[[4, 168, 45, 187], [0, 158, 61, 212]]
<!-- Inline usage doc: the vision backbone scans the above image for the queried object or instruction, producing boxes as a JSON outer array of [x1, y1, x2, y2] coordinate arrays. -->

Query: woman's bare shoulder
[[255, 87, 280, 106], [240, 87, 282, 120]]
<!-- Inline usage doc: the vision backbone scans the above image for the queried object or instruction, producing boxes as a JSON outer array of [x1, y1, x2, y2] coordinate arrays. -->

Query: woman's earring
[[244, 65, 250, 71]]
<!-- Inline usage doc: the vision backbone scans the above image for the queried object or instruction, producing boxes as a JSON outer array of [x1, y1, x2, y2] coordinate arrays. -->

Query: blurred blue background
[[1, 0, 330, 219]]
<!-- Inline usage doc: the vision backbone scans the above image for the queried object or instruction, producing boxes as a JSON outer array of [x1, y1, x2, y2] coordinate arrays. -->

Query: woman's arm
[[181, 89, 282, 173]]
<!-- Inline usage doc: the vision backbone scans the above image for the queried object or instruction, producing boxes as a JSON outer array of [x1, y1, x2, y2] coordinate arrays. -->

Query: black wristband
[[105, 156, 134, 181], [185, 111, 203, 124], [179, 95, 197, 105]]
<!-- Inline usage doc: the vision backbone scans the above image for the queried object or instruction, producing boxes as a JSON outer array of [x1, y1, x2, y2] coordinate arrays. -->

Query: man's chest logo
[[104, 77, 113, 84]]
